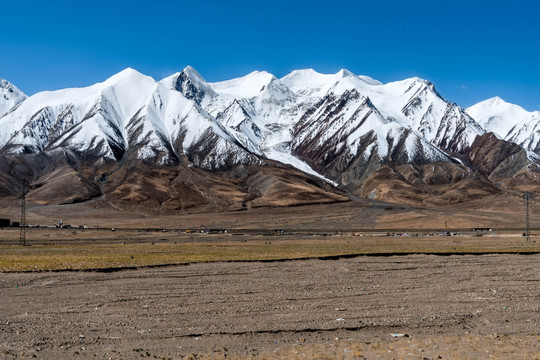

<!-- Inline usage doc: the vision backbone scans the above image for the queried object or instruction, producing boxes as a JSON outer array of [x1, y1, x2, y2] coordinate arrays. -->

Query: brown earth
[[1, 254, 539, 359], [4, 143, 540, 213], [1, 186, 540, 359], [1, 186, 539, 232]]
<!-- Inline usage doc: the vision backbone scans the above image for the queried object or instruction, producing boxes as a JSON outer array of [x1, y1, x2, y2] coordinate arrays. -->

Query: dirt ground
[[1, 254, 539, 359], [2, 195, 539, 232]]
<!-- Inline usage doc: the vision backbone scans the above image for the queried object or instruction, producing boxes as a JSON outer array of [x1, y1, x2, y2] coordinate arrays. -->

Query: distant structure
[[0, 218, 10, 227], [19, 180, 27, 246]]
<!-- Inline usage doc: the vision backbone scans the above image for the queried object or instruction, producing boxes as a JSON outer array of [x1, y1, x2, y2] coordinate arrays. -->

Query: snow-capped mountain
[[204, 68, 476, 182], [0, 67, 483, 169], [0, 69, 155, 158], [291, 89, 455, 180], [282, 69, 484, 153], [208, 71, 328, 179], [0, 79, 27, 118], [1, 66, 539, 207], [0, 69, 236, 164], [128, 69, 258, 168], [467, 97, 540, 153]]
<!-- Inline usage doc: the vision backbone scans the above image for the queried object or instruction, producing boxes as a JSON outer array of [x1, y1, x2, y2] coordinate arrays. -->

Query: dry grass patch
[[1, 234, 540, 272], [188, 334, 540, 359]]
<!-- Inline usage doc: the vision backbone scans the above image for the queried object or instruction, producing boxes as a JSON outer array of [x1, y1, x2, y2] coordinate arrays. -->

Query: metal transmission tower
[[19, 180, 27, 246], [525, 191, 530, 242]]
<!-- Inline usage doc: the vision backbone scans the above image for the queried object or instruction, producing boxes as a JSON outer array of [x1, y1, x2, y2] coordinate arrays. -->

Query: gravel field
[[1, 254, 539, 359]]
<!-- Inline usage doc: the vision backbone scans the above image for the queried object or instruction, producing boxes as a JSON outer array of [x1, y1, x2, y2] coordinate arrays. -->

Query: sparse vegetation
[[222, 335, 540, 360], [1, 229, 539, 271]]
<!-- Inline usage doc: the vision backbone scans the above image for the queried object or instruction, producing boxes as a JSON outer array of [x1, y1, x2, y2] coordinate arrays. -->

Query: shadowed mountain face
[[3, 155, 347, 211], [1, 68, 540, 210]]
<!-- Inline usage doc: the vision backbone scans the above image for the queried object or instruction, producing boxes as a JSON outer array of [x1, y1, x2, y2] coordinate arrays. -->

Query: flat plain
[[1, 199, 540, 359]]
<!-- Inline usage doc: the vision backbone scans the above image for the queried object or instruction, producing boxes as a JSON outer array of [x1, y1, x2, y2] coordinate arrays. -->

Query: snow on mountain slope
[[0, 66, 476, 175], [0, 67, 266, 170], [126, 71, 222, 163], [377, 78, 485, 152], [209, 72, 325, 179], [215, 100, 263, 155], [211, 89, 332, 182], [47, 95, 127, 160], [293, 90, 388, 158], [0, 68, 503, 164], [208, 70, 303, 138], [0, 79, 27, 118], [282, 69, 484, 153], [210, 71, 277, 99], [0, 68, 156, 157], [281, 69, 381, 98], [292, 89, 452, 168], [467, 97, 531, 136], [467, 97, 540, 152], [121, 68, 258, 167], [6, 66, 536, 192], [166, 66, 217, 104]]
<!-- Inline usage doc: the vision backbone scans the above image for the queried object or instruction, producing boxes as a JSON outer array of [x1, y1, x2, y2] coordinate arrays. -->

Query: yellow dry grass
[[226, 334, 540, 360], [1, 229, 539, 272]]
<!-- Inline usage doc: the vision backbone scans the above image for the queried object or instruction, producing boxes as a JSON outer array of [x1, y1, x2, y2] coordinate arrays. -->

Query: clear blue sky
[[1, 0, 539, 110]]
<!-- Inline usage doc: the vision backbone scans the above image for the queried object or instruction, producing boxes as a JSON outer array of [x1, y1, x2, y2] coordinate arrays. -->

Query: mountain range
[[1, 67, 539, 211]]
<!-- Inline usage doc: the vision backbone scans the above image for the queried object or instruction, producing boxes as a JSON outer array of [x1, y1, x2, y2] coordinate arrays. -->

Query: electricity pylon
[[19, 180, 27, 246]]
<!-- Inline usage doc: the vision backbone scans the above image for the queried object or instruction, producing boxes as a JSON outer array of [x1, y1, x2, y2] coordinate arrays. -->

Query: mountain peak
[[112, 67, 143, 78], [337, 69, 355, 78], [245, 70, 277, 82], [289, 68, 321, 76], [466, 96, 535, 142], [104, 68, 154, 87], [484, 96, 506, 106], [405, 76, 432, 86], [172, 66, 216, 102], [209, 70, 278, 98], [0, 78, 27, 118], [280, 69, 322, 83], [182, 66, 205, 82], [0, 78, 24, 93], [469, 96, 520, 112], [0, 78, 11, 88]]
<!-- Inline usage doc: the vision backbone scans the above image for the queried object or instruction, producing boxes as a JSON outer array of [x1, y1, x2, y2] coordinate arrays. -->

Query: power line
[[525, 191, 530, 242], [19, 179, 27, 246]]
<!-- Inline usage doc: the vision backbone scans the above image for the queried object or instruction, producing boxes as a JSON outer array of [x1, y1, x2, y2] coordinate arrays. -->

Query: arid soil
[[2, 193, 540, 232], [1, 254, 539, 359]]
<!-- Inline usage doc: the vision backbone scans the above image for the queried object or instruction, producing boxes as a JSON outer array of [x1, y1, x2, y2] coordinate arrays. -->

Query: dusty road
[[1, 254, 539, 359]]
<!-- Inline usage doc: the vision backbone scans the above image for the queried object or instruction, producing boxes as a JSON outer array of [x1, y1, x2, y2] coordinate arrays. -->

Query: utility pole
[[525, 191, 530, 242], [19, 180, 27, 246]]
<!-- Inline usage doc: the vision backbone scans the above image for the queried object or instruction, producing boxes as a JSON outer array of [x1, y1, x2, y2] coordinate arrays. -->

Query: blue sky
[[1, 0, 539, 110]]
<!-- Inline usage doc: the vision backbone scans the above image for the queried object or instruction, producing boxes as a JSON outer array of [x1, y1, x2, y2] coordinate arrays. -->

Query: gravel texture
[[1, 254, 539, 359]]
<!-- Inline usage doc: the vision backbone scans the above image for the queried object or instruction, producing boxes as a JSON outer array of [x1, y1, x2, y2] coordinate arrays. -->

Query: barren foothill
[[2, 193, 540, 232]]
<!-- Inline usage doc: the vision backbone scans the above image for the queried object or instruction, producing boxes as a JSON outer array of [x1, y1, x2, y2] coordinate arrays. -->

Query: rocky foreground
[[1, 254, 539, 359]]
